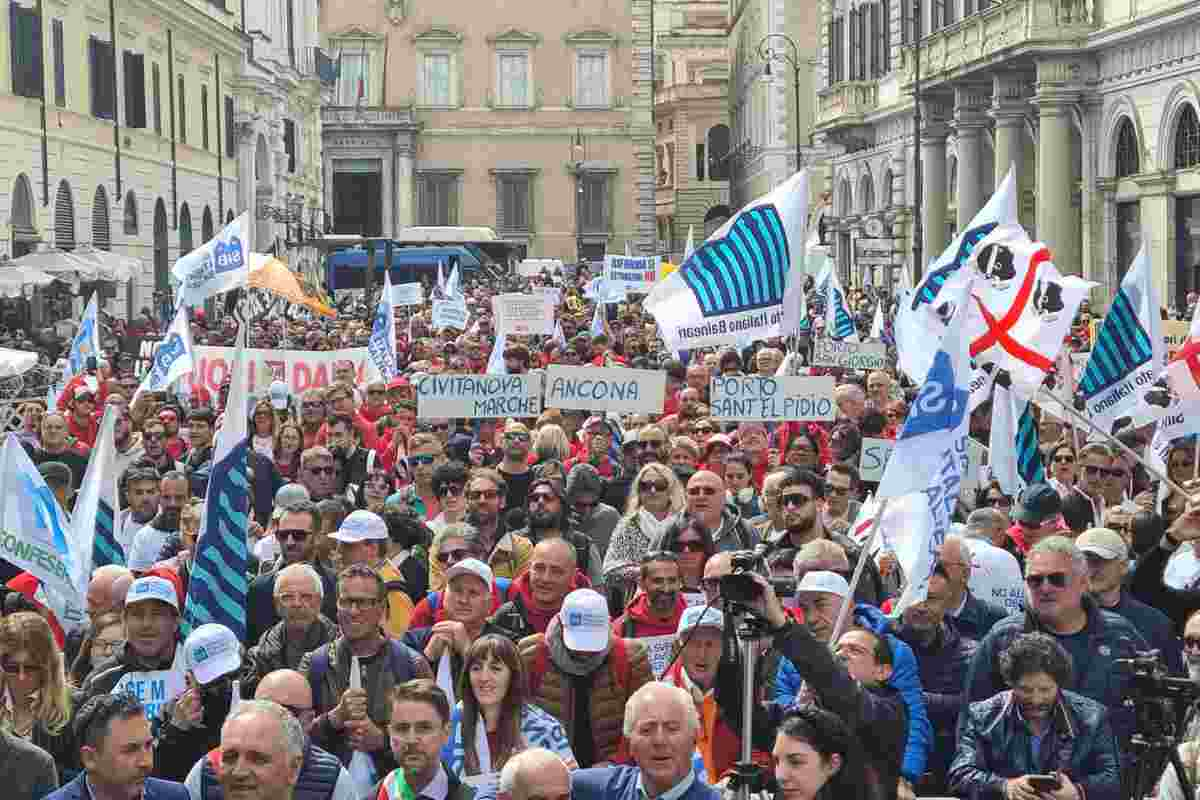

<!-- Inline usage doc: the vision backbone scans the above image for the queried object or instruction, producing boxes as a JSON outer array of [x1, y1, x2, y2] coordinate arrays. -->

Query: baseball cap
[[268, 380, 290, 411], [274, 483, 311, 510], [1076, 528, 1129, 561], [559, 589, 611, 652], [677, 605, 724, 636], [1014, 483, 1062, 526], [504, 421, 530, 436], [184, 623, 242, 685], [445, 558, 494, 591], [125, 576, 180, 611], [794, 571, 850, 598], [329, 509, 388, 543]]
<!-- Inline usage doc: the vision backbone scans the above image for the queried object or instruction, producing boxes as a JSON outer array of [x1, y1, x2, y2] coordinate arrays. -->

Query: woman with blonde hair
[[531, 424, 571, 465], [0, 611, 76, 779], [602, 463, 686, 583]]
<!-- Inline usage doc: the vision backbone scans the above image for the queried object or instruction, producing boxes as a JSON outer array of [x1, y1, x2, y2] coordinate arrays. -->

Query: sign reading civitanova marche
[[709, 375, 836, 422], [545, 366, 666, 414], [415, 373, 544, 419], [812, 338, 889, 371]]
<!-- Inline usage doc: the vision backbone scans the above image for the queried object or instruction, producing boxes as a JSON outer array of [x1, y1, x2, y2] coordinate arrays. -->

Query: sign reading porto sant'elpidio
[[709, 375, 836, 422], [415, 373, 543, 419], [812, 339, 889, 371]]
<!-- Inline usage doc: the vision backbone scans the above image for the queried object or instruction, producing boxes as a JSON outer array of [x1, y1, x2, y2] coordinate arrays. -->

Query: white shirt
[[963, 537, 1026, 615]]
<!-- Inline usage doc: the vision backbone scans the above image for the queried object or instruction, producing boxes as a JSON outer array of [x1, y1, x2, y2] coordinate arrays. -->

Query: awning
[[0, 264, 67, 297], [70, 245, 139, 282], [0, 347, 38, 378]]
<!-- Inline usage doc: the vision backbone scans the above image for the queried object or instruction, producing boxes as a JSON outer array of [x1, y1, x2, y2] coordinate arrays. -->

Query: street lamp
[[757, 34, 805, 172], [910, 0, 924, 282]]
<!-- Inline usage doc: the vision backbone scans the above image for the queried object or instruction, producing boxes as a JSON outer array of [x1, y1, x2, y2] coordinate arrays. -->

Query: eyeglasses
[[467, 489, 499, 501], [1053, 455, 1075, 464], [408, 454, 436, 466], [781, 493, 813, 508], [1025, 572, 1070, 590], [0, 659, 40, 677], [277, 529, 311, 542], [337, 596, 381, 611], [1185, 636, 1200, 651], [687, 486, 719, 497], [307, 466, 335, 475], [673, 540, 706, 554], [530, 492, 557, 505], [437, 484, 465, 498], [436, 548, 473, 564], [639, 480, 669, 494]]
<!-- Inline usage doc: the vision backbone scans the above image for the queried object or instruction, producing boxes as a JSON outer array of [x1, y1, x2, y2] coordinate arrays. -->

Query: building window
[[283, 119, 296, 173], [695, 143, 706, 181], [180, 204, 193, 256], [1176, 196, 1200, 311], [177, 75, 186, 143], [872, 1, 890, 76], [92, 185, 111, 251], [828, 15, 845, 84], [417, 174, 459, 226], [496, 51, 530, 107], [224, 96, 235, 157], [707, 125, 730, 180], [1116, 200, 1141, 284], [575, 50, 609, 108], [1114, 118, 1139, 178], [152, 63, 162, 134], [123, 51, 146, 128], [89, 37, 116, 119], [497, 174, 532, 234], [577, 173, 610, 234], [931, 0, 946, 31], [124, 191, 138, 235], [421, 52, 451, 106], [337, 51, 368, 106], [849, 8, 863, 80], [201, 85, 210, 150], [1176, 105, 1200, 170], [52, 19, 65, 107], [9, 2, 42, 99], [54, 180, 75, 251]]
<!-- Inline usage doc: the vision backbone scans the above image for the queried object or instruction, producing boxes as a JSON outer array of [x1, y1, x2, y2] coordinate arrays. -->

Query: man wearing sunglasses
[[498, 422, 534, 512], [966, 536, 1148, 745], [1076, 442, 1121, 524], [299, 447, 338, 503], [392, 433, 445, 521]]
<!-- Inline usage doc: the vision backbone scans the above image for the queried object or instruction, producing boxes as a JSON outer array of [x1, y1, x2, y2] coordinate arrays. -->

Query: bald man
[[185, 669, 356, 800], [866, 371, 892, 409], [500, 748, 571, 800], [69, 565, 134, 665], [833, 383, 866, 423], [938, 536, 1008, 641], [681, 471, 758, 553]]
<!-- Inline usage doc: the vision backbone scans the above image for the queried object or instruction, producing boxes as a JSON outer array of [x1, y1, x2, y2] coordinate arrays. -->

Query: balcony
[[898, 0, 1097, 87], [816, 81, 879, 129]]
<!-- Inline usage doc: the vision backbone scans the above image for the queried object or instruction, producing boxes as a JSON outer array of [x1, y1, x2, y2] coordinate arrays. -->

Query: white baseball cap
[[329, 509, 388, 543], [268, 380, 291, 410], [559, 589, 611, 653], [677, 605, 724, 636], [794, 571, 850, 599], [445, 558, 493, 591], [184, 623, 242, 685], [125, 576, 179, 611]]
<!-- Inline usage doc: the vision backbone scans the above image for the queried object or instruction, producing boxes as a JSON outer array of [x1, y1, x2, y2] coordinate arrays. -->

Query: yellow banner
[[248, 255, 337, 318]]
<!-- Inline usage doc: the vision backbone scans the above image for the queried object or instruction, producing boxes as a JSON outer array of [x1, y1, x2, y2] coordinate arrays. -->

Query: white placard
[[390, 282, 425, 306], [811, 339, 889, 371], [415, 373, 544, 419], [545, 366, 667, 414], [859, 437, 895, 482], [432, 299, 470, 331], [535, 286, 563, 306], [640, 634, 677, 679], [962, 439, 988, 492], [517, 258, 562, 277], [603, 254, 662, 294], [709, 375, 836, 422], [493, 293, 554, 336]]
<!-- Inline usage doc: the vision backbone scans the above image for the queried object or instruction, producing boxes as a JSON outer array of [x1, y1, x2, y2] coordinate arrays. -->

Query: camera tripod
[[721, 599, 774, 800], [1124, 729, 1192, 800]]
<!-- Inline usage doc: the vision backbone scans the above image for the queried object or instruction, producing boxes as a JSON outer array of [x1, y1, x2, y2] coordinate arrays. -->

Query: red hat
[[143, 566, 186, 609], [388, 376, 410, 390], [5, 573, 65, 647]]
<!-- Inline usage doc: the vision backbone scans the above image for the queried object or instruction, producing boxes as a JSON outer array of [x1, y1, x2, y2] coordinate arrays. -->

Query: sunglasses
[[639, 480, 669, 494], [1025, 572, 1069, 589], [276, 529, 311, 542], [673, 540, 706, 554], [307, 466, 335, 475], [437, 484, 465, 498], [1053, 455, 1075, 464], [408, 454, 436, 466], [436, 548, 473, 564], [687, 487, 719, 496], [505, 432, 531, 442], [781, 493, 813, 508]]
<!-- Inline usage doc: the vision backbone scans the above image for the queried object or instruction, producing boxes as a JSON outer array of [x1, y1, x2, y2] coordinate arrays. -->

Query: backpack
[[526, 633, 632, 698], [307, 639, 421, 711]]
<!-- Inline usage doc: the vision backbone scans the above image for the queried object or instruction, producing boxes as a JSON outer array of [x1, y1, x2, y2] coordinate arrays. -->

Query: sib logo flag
[[645, 170, 808, 350], [172, 211, 251, 307], [366, 270, 398, 383], [50, 292, 102, 408], [75, 405, 124, 568], [134, 304, 195, 401]]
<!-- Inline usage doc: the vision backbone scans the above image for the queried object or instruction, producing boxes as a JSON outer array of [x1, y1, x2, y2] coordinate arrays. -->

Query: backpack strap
[[309, 648, 330, 711]]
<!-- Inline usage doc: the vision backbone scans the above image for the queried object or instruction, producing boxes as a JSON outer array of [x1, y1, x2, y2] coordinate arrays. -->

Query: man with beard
[[27, 412, 90, 488], [141, 419, 184, 475], [565, 464, 622, 559], [299, 447, 338, 503], [823, 463, 862, 528], [117, 466, 162, 556], [612, 551, 687, 638], [516, 478, 602, 584], [128, 472, 189, 574], [107, 399, 145, 476], [184, 407, 216, 498], [490, 538, 583, 641], [326, 415, 368, 494], [497, 422, 534, 511], [299, 390, 327, 450], [379, 681, 473, 800], [460, 469, 534, 583]]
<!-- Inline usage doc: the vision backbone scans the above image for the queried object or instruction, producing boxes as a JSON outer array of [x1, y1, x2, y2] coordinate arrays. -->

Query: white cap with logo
[[184, 623, 243, 685], [445, 558, 494, 590], [268, 380, 291, 411], [559, 589, 611, 653], [125, 576, 179, 611], [329, 510, 389, 543]]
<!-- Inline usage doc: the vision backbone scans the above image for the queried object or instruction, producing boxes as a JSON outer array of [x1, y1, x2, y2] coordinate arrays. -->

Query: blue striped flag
[[989, 374, 1045, 495], [183, 328, 250, 640], [1015, 400, 1045, 487], [825, 266, 859, 342], [76, 406, 124, 569]]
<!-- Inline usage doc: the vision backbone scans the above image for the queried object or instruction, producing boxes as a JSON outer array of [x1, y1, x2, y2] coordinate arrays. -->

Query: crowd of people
[[4, 261, 1200, 800]]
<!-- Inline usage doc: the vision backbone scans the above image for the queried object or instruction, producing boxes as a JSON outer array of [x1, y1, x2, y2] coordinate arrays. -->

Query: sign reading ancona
[[709, 375, 836, 421], [811, 339, 889, 371], [415, 373, 543, 419], [545, 366, 666, 414]]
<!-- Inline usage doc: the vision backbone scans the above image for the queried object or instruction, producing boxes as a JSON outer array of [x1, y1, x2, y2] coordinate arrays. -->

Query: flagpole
[[830, 497, 890, 644], [1037, 386, 1191, 499]]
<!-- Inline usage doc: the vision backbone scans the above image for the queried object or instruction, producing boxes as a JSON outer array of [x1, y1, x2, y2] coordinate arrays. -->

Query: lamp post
[[571, 129, 586, 262], [910, 0, 924, 282], [757, 35, 806, 172]]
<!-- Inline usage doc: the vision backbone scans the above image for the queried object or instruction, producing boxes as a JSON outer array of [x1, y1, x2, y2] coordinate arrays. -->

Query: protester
[[772, 706, 865, 800], [378, 680, 474, 800], [242, 563, 339, 696], [211, 701, 306, 800], [497, 748, 571, 800], [0, 612, 75, 777], [489, 539, 582, 641], [611, 551, 687, 638], [70, 610, 125, 686], [326, 510, 414, 637]]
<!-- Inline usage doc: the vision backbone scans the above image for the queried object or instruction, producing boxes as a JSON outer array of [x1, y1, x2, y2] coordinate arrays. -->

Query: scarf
[[546, 616, 610, 677], [638, 508, 672, 545]]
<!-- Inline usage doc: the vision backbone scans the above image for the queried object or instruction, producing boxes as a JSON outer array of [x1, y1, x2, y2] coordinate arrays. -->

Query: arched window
[[882, 170, 895, 208], [180, 203, 193, 255], [202, 206, 214, 243], [154, 199, 169, 293], [707, 124, 731, 180], [11, 174, 37, 255], [54, 180, 76, 251], [124, 191, 139, 235], [226, 209, 235, 225], [838, 179, 853, 217], [1114, 118, 1139, 178], [92, 186, 111, 250], [859, 174, 875, 213], [1176, 104, 1200, 170]]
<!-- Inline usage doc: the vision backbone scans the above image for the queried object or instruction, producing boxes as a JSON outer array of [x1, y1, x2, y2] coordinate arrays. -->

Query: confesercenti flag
[[76, 405, 123, 569], [366, 270, 398, 383], [134, 303, 195, 402], [1078, 242, 1164, 432], [645, 170, 809, 349], [182, 327, 250, 640], [172, 211, 251, 307]]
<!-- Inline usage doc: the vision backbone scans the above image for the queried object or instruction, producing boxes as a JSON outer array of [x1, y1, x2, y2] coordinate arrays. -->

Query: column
[[921, 116, 950, 267], [236, 124, 257, 248], [394, 132, 415, 229], [1033, 96, 1079, 274], [954, 87, 990, 228], [990, 73, 1026, 189]]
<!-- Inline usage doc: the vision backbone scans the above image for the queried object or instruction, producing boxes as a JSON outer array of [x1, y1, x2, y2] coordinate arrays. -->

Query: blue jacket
[[571, 766, 718, 800], [948, 689, 1121, 800], [45, 773, 189, 800], [774, 604, 932, 783]]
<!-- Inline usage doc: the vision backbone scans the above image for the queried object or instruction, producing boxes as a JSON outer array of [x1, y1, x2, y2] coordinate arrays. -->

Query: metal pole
[[794, 61, 803, 172], [911, 0, 923, 283]]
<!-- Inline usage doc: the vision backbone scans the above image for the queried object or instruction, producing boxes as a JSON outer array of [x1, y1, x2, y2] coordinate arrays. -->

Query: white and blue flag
[[486, 333, 508, 376], [49, 292, 102, 407], [366, 270, 398, 383], [134, 304, 194, 402], [172, 211, 251, 307], [825, 266, 859, 342], [75, 405, 123, 568], [591, 301, 606, 338]]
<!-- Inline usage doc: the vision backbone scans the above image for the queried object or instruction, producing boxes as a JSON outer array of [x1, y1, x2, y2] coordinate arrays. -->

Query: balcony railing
[[816, 81, 879, 127]]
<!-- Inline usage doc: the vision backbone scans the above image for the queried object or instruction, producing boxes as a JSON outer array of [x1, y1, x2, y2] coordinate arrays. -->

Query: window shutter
[[224, 96, 235, 157], [201, 85, 209, 150], [29, 10, 42, 98], [132, 54, 146, 128], [52, 19, 64, 106], [284, 119, 296, 173], [88, 38, 99, 114], [11, 4, 41, 98], [178, 76, 186, 143], [696, 143, 705, 181]]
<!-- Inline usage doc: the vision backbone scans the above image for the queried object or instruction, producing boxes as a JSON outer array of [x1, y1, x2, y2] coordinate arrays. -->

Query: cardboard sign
[[432, 299, 470, 331], [962, 439, 988, 492], [111, 649, 188, 721], [390, 282, 425, 306], [415, 373, 543, 419], [811, 339, 889, 371], [1164, 320, 1191, 360], [710, 375, 836, 421], [859, 437, 895, 482], [545, 366, 666, 414], [603, 254, 662, 294], [641, 634, 677, 679], [517, 258, 562, 277], [493, 293, 554, 336], [184, 346, 369, 397]]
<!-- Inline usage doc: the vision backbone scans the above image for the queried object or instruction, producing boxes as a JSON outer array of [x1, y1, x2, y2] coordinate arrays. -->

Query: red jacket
[[408, 580, 511, 629], [67, 413, 98, 449], [612, 593, 688, 639], [507, 571, 591, 634]]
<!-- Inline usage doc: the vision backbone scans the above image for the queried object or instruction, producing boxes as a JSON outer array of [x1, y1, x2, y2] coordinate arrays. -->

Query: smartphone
[[1028, 775, 1062, 793]]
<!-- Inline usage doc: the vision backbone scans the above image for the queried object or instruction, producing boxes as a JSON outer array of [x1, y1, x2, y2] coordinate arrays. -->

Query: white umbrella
[[0, 347, 38, 378], [70, 245, 138, 282], [6, 244, 92, 276], [0, 264, 64, 297]]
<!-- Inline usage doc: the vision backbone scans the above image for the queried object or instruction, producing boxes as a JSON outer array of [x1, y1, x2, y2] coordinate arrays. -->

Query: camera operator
[[717, 573, 908, 800]]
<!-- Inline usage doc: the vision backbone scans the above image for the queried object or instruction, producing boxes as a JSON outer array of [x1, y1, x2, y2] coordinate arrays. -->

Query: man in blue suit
[[47, 693, 188, 800], [571, 682, 719, 800]]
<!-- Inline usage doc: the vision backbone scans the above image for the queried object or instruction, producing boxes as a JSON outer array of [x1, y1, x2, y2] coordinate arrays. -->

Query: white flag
[[869, 303, 884, 341], [134, 304, 195, 402], [486, 333, 508, 376], [172, 211, 251, 307], [366, 271, 398, 383], [74, 406, 123, 568]]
